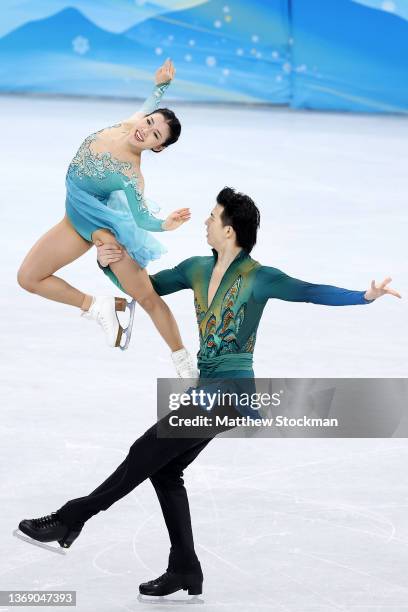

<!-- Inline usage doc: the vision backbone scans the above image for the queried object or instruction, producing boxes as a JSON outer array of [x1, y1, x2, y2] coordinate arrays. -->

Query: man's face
[[205, 204, 231, 248]]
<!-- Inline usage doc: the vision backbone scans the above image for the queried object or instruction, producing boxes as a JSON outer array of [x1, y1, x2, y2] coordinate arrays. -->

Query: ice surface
[[0, 95, 407, 611]]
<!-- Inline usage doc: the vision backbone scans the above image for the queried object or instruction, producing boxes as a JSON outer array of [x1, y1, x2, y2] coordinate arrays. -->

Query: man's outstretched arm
[[253, 266, 401, 305], [97, 243, 193, 296]]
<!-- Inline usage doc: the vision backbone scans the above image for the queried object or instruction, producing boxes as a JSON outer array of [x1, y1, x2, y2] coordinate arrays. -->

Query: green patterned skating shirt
[[102, 248, 372, 376]]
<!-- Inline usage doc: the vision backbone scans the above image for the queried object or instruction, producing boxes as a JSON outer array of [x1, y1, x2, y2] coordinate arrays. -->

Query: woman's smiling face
[[129, 112, 170, 152]]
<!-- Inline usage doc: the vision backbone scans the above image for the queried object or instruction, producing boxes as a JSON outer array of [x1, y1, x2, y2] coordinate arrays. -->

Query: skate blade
[[137, 594, 204, 605], [119, 299, 136, 351], [13, 529, 66, 556]]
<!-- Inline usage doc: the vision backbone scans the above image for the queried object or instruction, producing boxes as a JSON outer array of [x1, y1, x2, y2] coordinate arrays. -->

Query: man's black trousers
[[57, 401, 237, 572]]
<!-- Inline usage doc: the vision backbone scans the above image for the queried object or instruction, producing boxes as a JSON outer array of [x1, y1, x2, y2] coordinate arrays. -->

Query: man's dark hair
[[147, 108, 181, 151], [216, 187, 260, 254]]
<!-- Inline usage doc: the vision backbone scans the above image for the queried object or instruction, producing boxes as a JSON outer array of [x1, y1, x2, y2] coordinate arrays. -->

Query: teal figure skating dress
[[65, 82, 170, 268]]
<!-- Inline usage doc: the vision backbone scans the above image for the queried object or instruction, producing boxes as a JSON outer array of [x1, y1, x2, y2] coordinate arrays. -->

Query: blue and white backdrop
[[1, 0, 407, 111]]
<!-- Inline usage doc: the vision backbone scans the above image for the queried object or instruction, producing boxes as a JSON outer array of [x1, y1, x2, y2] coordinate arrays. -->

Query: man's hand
[[162, 208, 191, 231], [155, 58, 175, 85], [96, 241, 124, 267], [364, 277, 401, 301]]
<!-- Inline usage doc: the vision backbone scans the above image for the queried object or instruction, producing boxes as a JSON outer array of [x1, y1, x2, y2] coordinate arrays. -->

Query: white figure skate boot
[[81, 296, 135, 350], [171, 348, 199, 380]]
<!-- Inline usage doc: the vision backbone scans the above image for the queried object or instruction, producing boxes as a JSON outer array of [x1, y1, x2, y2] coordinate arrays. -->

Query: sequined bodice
[[67, 126, 145, 205], [65, 81, 172, 234]]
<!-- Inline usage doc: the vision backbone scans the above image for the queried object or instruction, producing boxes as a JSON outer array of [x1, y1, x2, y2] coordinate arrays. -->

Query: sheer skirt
[[65, 175, 167, 269]]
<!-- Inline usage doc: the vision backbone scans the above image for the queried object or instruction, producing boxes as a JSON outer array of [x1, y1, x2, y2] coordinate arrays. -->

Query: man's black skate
[[139, 569, 203, 597], [15, 513, 83, 552]]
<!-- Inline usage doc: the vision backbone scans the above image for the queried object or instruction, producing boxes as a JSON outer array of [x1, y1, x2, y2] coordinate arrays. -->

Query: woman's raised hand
[[155, 58, 176, 84], [162, 208, 191, 231]]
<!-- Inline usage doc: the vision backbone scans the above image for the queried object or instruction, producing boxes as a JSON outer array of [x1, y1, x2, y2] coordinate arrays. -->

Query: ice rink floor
[[1, 95, 407, 611]]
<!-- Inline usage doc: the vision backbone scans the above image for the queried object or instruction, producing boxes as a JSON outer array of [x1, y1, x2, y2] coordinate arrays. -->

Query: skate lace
[[95, 312, 110, 333], [33, 514, 60, 529], [146, 572, 168, 586], [176, 354, 196, 378], [81, 305, 114, 333]]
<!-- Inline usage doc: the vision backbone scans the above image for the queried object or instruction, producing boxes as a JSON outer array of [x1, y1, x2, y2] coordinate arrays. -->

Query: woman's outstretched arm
[[123, 59, 175, 123]]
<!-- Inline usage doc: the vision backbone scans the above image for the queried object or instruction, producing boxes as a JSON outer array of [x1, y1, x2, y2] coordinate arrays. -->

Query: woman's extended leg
[[17, 216, 94, 310], [92, 228, 183, 352], [113, 252, 183, 352]]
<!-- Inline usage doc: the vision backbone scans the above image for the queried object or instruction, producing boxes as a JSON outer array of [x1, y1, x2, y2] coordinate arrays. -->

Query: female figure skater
[[17, 59, 196, 377]]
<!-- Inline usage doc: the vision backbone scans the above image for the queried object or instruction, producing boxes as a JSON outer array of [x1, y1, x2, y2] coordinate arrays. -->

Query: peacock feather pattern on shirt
[[197, 275, 254, 357]]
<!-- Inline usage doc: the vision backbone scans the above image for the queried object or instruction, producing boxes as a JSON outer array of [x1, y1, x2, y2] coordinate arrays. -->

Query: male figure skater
[[16, 187, 400, 598]]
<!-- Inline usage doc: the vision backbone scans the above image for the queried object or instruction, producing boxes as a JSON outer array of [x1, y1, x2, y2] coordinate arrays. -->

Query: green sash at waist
[[198, 353, 254, 377]]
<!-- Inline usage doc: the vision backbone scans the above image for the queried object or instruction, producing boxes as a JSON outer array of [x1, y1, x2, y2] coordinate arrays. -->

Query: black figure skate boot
[[14, 512, 83, 555], [139, 568, 203, 599]]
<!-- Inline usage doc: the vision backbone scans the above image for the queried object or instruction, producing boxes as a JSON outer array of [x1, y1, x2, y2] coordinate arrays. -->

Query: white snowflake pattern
[[296, 64, 307, 72], [251, 34, 259, 43], [155, 47, 163, 55], [72, 36, 90, 55], [222, 68, 230, 76], [168, 34, 174, 41], [189, 39, 195, 46], [214, 20, 222, 28], [272, 51, 279, 59], [206, 56, 217, 67], [184, 54, 192, 62], [236, 48, 244, 56], [256, 52, 262, 59], [223, 5, 230, 12], [276, 75, 283, 82], [381, 0, 396, 11]]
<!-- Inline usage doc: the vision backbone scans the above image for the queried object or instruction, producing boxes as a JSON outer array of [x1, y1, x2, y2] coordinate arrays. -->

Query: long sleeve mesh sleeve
[[139, 81, 170, 115], [117, 80, 171, 230], [121, 179, 164, 232]]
